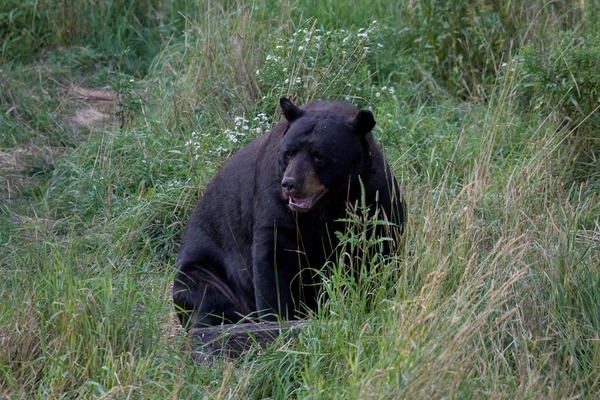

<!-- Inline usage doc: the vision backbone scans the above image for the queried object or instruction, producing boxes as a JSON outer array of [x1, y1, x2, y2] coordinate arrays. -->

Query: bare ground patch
[[64, 85, 117, 130], [1, 84, 117, 200]]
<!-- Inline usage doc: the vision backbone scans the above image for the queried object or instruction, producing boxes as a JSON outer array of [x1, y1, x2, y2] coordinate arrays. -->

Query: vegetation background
[[1, 0, 598, 398]]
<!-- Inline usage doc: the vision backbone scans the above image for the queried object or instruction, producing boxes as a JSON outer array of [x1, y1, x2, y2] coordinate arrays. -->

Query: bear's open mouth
[[287, 189, 327, 212], [288, 197, 314, 210]]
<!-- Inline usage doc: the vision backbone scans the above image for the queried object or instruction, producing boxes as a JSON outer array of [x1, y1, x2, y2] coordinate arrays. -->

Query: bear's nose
[[281, 177, 300, 195]]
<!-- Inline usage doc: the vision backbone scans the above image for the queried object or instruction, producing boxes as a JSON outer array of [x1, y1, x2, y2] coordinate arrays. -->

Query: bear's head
[[278, 97, 376, 212]]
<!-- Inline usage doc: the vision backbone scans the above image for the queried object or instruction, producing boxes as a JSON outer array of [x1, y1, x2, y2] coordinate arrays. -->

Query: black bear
[[174, 97, 404, 328]]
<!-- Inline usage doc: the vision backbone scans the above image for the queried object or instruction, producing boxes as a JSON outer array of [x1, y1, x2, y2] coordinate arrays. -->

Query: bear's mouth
[[287, 190, 327, 212], [288, 197, 314, 211]]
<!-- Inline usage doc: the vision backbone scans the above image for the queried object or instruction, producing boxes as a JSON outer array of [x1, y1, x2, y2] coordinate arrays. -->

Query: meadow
[[1, 0, 598, 398]]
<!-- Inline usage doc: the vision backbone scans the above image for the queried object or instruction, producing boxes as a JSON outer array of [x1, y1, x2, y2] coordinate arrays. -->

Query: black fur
[[174, 97, 404, 328]]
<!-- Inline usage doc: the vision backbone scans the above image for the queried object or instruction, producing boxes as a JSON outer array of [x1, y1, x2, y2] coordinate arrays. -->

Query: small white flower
[[234, 116, 247, 126]]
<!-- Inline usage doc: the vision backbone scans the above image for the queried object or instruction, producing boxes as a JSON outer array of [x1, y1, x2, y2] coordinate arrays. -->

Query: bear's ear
[[280, 97, 304, 122], [353, 109, 376, 135]]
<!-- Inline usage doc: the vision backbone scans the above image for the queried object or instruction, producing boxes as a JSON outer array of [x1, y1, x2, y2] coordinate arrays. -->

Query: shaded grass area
[[1, 0, 599, 398]]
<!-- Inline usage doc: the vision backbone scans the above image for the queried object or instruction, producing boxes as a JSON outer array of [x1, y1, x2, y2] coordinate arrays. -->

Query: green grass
[[1, 0, 599, 398]]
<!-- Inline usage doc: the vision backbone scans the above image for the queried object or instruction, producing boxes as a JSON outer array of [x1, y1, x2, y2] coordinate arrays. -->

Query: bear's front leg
[[252, 227, 303, 321]]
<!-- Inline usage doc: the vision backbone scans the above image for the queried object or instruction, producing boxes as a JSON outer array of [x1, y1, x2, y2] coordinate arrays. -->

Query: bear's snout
[[281, 176, 301, 196], [281, 171, 328, 212]]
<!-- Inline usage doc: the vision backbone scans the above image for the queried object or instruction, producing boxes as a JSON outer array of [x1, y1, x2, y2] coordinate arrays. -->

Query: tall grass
[[1, 0, 599, 398]]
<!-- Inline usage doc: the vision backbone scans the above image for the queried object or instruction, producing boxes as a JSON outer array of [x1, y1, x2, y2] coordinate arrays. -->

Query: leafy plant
[[519, 30, 600, 187]]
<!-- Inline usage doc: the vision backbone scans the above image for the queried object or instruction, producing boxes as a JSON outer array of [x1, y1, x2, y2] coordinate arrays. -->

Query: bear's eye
[[312, 153, 325, 164], [284, 150, 296, 161]]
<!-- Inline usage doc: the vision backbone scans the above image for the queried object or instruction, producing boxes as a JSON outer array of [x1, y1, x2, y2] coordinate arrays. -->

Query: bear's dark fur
[[174, 97, 404, 328]]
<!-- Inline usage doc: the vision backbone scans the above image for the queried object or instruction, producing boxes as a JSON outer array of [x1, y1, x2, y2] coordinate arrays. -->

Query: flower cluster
[[184, 113, 273, 159], [256, 21, 383, 101], [222, 113, 271, 144], [184, 130, 205, 160], [375, 85, 395, 98]]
